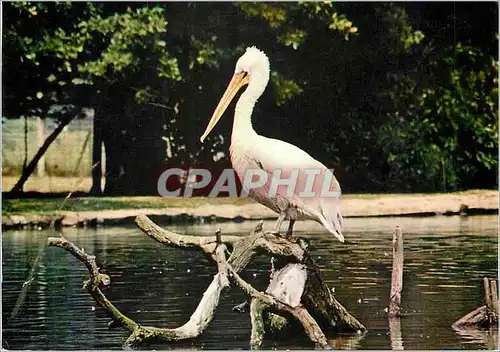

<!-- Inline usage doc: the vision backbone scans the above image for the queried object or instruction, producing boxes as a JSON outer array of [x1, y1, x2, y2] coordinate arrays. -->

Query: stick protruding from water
[[389, 226, 404, 318]]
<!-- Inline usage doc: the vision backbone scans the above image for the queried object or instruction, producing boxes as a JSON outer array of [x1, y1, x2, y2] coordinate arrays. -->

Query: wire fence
[[2, 116, 94, 177]]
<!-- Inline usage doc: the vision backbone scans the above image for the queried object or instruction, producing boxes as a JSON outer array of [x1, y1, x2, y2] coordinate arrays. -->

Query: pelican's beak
[[335, 231, 345, 243], [200, 71, 250, 143]]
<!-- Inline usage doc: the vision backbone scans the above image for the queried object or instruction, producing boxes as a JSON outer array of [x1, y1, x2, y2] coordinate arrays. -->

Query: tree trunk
[[10, 113, 77, 194]]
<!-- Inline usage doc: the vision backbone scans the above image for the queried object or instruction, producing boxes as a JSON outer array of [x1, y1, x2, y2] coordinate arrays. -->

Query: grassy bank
[[3, 189, 497, 215], [2, 190, 498, 231], [3, 196, 253, 216]]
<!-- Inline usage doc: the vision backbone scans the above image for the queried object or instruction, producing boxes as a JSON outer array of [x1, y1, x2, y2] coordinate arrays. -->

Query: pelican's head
[[200, 47, 270, 143], [234, 46, 270, 81]]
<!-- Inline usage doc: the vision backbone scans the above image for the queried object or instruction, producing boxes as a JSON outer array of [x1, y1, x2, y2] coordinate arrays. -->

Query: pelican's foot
[[272, 230, 292, 240]]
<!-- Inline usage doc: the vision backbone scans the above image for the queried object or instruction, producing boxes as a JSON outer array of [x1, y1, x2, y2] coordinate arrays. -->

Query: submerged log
[[266, 263, 307, 307], [247, 259, 366, 349], [452, 277, 498, 329], [47, 216, 365, 349]]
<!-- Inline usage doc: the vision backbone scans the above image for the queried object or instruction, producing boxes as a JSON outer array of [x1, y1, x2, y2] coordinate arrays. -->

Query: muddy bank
[[2, 190, 497, 231]]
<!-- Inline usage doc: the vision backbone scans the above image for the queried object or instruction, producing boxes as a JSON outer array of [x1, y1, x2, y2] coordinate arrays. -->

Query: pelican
[[200, 47, 344, 243]]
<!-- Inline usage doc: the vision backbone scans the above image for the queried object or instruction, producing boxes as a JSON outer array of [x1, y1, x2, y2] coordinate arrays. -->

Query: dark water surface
[[2, 215, 498, 350]]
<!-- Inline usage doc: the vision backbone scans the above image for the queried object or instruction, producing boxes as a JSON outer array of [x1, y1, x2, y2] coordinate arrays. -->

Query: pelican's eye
[[241, 71, 249, 78]]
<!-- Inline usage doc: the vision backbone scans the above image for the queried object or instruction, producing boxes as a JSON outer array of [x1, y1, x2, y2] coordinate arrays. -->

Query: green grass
[[2, 196, 255, 216], [3, 190, 496, 217]]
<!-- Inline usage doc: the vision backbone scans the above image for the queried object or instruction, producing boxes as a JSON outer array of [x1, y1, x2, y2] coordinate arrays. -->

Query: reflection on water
[[389, 317, 403, 350], [452, 326, 499, 349], [2, 215, 498, 350]]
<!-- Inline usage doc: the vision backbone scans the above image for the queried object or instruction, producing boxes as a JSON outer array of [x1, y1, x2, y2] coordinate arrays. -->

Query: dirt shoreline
[[2, 190, 498, 231]]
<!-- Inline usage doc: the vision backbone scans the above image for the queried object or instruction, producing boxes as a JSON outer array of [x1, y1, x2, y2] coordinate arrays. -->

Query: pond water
[[2, 215, 498, 350]]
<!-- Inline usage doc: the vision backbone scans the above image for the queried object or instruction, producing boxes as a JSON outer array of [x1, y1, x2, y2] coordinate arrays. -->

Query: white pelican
[[200, 47, 344, 243]]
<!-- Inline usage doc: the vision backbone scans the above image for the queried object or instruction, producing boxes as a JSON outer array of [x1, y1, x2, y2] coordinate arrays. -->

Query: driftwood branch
[[47, 237, 138, 332], [136, 215, 364, 341], [484, 277, 498, 324], [452, 277, 498, 352], [47, 232, 230, 348], [48, 215, 365, 349], [135, 214, 241, 254], [453, 306, 490, 327], [250, 298, 268, 349]]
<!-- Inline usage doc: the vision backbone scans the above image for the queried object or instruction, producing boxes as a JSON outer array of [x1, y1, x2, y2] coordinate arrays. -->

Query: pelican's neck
[[231, 73, 268, 145], [232, 90, 257, 144]]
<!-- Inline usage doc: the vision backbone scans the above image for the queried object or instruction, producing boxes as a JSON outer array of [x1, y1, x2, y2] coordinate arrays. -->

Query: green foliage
[[189, 37, 220, 69], [24, 4, 179, 82], [236, 1, 358, 103], [297, 2, 358, 40], [237, 2, 358, 47], [381, 43, 498, 191], [270, 71, 304, 106], [6, 2, 353, 118], [382, 6, 424, 51], [3, 2, 497, 194], [3, 2, 185, 122]]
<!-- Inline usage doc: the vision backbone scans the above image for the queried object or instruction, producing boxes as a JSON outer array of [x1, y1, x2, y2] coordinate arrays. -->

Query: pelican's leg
[[285, 219, 295, 239], [269, 256, 277, 283], [274, 212, 286, 235], [271, 212, 287, 275]]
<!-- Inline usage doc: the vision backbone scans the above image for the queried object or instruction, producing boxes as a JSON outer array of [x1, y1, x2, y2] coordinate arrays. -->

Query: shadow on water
[[452, 326, 499, 349], [2, 215, 498, 350]]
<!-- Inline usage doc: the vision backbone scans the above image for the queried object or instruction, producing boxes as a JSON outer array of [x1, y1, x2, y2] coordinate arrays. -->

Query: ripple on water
[[2, 215, 498, 350]]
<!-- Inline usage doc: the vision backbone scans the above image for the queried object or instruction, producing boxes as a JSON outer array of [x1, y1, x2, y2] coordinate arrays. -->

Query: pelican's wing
[[252, 136, 341, 195], [248, 137, 344, 239]]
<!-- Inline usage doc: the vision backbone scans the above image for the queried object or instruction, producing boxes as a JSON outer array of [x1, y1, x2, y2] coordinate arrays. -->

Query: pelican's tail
[[318, 200, 345, 243]]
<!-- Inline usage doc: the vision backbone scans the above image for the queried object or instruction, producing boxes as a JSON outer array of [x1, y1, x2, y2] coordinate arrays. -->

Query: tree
[[3, 1, 358, 195], [3, 2, 180, 194], [380, 43, 498, 192], [3, 2, 497, 194]]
